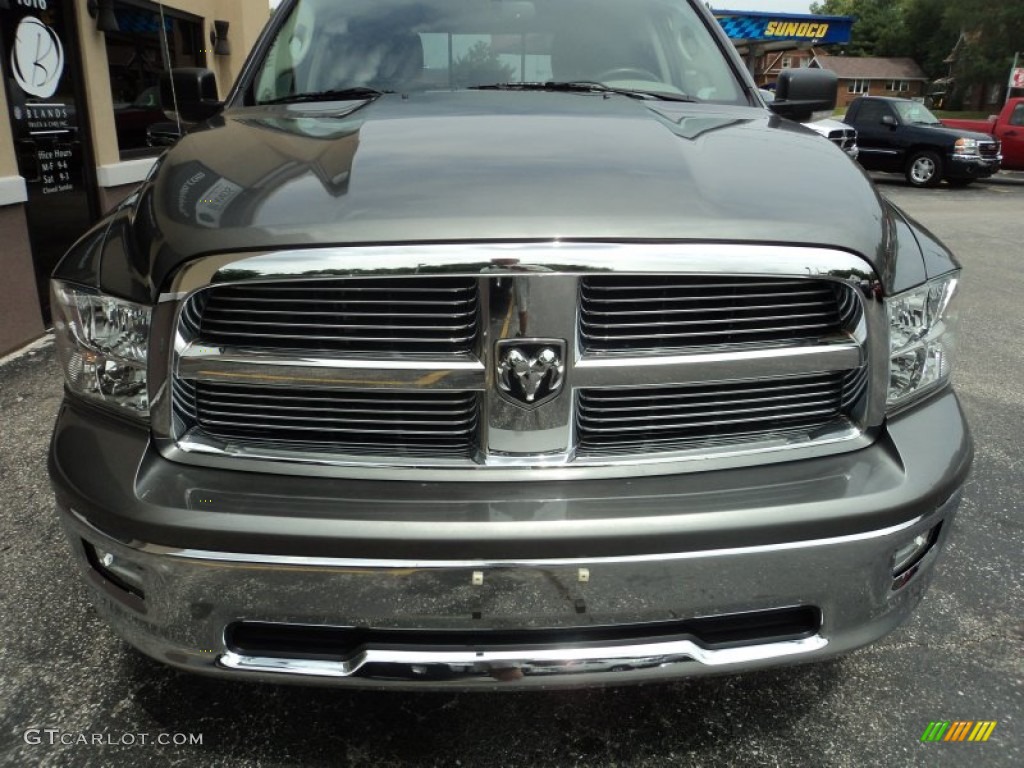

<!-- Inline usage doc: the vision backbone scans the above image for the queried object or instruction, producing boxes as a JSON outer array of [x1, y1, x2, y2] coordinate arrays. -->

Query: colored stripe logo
[[921, 721, 997, 742]]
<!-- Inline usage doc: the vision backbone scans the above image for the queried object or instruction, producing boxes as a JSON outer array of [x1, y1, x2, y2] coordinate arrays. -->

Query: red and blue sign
[[713, 10, 853, 45]]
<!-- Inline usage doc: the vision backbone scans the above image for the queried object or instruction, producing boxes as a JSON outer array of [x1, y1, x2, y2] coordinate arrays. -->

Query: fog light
[[85, 541, 146, 598], [891, 524, 941, 587]]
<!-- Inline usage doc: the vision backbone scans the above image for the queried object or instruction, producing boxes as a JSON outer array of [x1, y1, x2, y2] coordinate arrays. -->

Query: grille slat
[[194, 277, 479, 354], [582, 375, 840, 403], [581, 397, 843, 421], [582, 310, 839, 329], [193, 390, 477, 407], [195, 330, 478, 345], [580, 276, 856, 352], [585, 300, 836, 316], [577, 371, 862, 454]]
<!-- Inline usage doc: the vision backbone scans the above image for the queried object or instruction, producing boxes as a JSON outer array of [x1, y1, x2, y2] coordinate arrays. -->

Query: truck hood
[[909, 123, 995, 144], [123, 91, 896, 293]]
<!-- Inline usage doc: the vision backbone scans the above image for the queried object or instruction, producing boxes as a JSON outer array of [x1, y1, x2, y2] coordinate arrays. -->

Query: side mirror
[[769, 69, 838, 122], [881, 115, 898, 127], [160, 68, 222, 124]]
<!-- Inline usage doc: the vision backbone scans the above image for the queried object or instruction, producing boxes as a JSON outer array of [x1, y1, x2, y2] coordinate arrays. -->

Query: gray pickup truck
[[48, 0, 971, 689]]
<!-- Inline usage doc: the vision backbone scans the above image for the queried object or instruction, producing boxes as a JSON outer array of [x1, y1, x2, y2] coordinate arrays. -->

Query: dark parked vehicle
[[113, 87, 167, 151], [844, 96, 1001, 187], [48, 0, 971, 689]]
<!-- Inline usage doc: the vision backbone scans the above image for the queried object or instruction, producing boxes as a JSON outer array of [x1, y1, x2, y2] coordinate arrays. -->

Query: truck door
[[995, 102, 1024, 170], [851, 101, 902, 172]]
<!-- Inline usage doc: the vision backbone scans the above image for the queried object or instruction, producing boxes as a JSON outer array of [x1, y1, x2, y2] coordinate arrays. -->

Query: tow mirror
[[769, 69, 838, 122], [160, 68, 223, 124]]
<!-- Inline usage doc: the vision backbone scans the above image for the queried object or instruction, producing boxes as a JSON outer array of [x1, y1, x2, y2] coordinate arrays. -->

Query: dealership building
[[0, 3, 853, 356], [0, 0, 267, 355]]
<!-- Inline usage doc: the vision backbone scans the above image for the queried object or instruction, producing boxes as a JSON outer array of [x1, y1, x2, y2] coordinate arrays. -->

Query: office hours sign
[[2, 0, 82, 195]]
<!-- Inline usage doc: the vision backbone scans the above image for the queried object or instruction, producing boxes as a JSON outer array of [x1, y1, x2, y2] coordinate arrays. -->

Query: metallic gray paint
[[54, 92, 930, 300], [49, 389, 971, 561]]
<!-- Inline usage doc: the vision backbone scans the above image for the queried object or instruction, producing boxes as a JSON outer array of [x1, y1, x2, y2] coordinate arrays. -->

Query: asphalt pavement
[[0, 177, 1021, 768]]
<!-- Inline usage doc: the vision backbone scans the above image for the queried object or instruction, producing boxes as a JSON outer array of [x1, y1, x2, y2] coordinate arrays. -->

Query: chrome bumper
[[58, 492, 960, 690]]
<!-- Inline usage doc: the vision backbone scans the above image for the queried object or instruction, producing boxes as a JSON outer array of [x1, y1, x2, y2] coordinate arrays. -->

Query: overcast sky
[[718, 1, 814, 12], [708, 1, 813, 11], [269, 0, 816, 12]]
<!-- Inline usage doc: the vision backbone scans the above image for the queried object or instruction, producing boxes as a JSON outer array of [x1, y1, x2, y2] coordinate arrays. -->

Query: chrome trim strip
[[178, 347, 487, 391], [67, 506, 925, 568], [167, 243, 879, 292], [574, 342, 862, 387], [161, 426, 873, 480], [217, 635, 829, 679]]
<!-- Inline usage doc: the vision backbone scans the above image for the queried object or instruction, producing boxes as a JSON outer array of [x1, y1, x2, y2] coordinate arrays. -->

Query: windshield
[[892, 101, 941, 125], [254, 0, 744, 104]]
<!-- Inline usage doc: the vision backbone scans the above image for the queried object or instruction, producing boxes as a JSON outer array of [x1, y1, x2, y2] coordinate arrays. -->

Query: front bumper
[[947, 154, 1002, 179], [50, 390, 972, 689]]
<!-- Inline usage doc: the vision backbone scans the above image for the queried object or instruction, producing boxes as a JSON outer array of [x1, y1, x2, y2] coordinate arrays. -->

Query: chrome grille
[[576, 370, 865, 455], [192, 277, 479, 355], [174, 380, 480, 457], [160, 244, 883, 479], [580, 276, 858, 352], [979, 141, 1000, 159], [827, 127, 857, 152]]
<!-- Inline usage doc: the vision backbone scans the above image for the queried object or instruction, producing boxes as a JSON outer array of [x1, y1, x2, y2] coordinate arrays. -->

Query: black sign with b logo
[[1, 0, 98, 319]]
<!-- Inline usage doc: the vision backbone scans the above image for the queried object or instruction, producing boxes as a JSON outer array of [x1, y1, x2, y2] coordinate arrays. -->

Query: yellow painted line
[[979, 721, 997, 741], [499, 294, 514, 339], [414, 370, 451, 386]]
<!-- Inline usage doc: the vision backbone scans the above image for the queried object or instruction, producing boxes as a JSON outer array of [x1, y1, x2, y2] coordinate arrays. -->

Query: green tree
[[944, 0, 1024, 86], [451, 41, 517, 87], [809, 0, 908, 57]]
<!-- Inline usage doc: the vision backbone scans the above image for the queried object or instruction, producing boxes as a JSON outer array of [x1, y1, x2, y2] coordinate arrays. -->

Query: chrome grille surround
[[827, 127, 857, 153], [978, 141, 1000, 159], [152, 243, 885, 481]]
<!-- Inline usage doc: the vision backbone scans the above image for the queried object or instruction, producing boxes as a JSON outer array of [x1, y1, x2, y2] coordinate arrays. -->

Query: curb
[[0, 333, 54, 369]]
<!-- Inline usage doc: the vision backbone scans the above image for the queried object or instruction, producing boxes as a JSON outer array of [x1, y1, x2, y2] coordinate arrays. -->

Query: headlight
[[953, 138, 979, 157], [886, 274, 959, 410], [51, 281, 152, 418]]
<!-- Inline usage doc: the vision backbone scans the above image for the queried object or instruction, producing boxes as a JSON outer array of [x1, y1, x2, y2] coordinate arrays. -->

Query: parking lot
[[0, 176, 1021, 768]]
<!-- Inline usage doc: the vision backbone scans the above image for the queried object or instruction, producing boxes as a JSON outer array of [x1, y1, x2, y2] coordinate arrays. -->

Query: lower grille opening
[[175, 380, 480, 458], [577, 370, 864, 455], [226, 606, 821, 661]]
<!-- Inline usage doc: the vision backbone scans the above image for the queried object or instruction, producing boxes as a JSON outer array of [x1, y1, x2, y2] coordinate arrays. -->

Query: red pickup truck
[[942, 97, 1024, 170]]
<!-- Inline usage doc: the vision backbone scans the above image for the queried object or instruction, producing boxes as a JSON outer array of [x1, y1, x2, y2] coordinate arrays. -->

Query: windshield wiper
[[259, 87, 391, 106], [469, 81, 696, 103]]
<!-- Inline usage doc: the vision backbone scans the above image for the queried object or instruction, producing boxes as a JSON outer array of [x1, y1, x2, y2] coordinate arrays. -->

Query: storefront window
[[104, 0, 204, 158]]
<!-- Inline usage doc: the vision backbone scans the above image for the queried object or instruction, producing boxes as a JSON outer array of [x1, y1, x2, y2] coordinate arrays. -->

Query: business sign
[[10, 14, 65, 98], [1, 0, 98, 319], [714, 11, 854, 46]]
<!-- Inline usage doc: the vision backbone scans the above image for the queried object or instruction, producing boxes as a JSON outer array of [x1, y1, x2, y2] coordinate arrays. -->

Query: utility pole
[[1009, 51, 1021, 104]]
